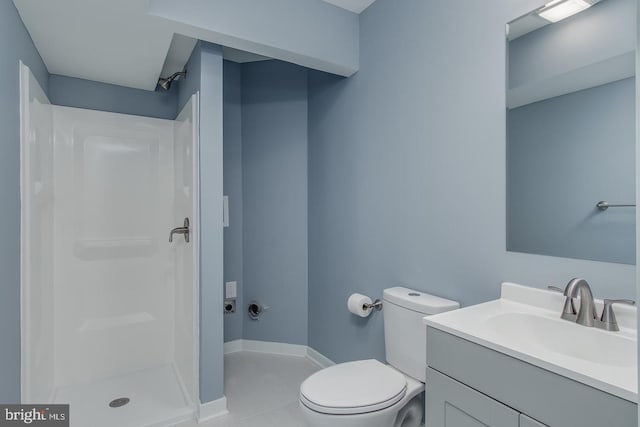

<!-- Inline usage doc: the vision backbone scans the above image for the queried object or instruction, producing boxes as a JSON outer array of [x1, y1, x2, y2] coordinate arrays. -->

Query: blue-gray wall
[[0, 0, 49, 403], [307, 0, 636, 364], [177, 42, 225, 403], [242, 61, 309, 345], [48, 74, 178, 119], [508, 78, 636, 264], [223, 60, 244, 342]]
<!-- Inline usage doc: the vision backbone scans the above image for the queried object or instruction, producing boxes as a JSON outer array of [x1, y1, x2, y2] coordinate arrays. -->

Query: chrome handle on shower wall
[[169, 218, 190, 243]]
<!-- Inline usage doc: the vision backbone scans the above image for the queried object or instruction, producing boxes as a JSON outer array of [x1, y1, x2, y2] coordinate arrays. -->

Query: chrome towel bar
[[596, 201, 636, 211]]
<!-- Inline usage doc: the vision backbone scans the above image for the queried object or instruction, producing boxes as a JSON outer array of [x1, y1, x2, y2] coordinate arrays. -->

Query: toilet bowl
[[299, 287, 459, 427], [299, 360, 423, 427]]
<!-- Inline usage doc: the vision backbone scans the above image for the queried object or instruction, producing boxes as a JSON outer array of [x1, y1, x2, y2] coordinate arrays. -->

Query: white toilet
[[299, 287, 459, 427]]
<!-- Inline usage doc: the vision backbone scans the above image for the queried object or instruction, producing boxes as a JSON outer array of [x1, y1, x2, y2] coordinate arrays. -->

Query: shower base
[[53, 364, 194, 427]]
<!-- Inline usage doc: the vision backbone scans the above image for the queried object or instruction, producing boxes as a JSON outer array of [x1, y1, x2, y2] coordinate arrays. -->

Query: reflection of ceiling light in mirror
[[538, 0, 592, 22]]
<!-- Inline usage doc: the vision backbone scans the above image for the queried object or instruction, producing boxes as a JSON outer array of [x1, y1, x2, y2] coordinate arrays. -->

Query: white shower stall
[[20, 63, 200, 427]]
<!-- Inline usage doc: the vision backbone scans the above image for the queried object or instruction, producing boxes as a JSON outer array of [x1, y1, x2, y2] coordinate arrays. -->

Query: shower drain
[[109, 397, 130, 408]]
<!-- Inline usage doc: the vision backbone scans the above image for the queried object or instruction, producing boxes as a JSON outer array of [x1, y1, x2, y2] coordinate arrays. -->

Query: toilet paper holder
[[364, 299, 383, 311]]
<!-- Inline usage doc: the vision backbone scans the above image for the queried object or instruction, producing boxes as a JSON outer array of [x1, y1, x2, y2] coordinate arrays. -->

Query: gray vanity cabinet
[[426, 327, 637, 427], [519, 415, 548, 427], [426, 368, 520, 427]]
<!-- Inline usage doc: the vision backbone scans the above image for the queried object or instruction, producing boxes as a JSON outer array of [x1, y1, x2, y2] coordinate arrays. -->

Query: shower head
[[157, 70, 186, 91]]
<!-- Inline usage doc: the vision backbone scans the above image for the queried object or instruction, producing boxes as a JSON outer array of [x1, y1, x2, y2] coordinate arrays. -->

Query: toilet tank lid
[[383, 287, 459, 314]]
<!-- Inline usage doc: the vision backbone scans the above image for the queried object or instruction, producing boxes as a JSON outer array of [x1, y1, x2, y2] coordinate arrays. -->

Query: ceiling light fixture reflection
[[538, 0, 592, 22]]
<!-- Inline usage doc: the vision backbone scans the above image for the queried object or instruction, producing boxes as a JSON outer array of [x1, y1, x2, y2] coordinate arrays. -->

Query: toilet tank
[[383, 287, 459, 382]]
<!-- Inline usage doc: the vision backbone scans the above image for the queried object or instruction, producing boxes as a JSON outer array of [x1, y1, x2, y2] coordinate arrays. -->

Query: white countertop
[[424, 282, 638, 402]]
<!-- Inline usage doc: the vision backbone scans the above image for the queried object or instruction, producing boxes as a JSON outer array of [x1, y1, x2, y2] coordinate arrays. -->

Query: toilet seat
[[300, 359, 407, 415]]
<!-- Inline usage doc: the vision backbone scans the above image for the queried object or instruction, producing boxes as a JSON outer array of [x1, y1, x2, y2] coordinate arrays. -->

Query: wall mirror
[[506, 0, 636, 264]]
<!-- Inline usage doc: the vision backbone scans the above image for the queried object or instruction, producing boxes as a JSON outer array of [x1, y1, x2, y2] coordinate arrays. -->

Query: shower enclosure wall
[[20, 63, 200, 427]]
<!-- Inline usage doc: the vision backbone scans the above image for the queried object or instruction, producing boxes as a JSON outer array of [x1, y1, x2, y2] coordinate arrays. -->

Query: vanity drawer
[[426, 327, 637, 427], [520, 414, 548, 427]]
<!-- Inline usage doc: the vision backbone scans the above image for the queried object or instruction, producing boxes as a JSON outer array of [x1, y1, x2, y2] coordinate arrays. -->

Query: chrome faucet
[[563, 278, 596, 327], [169, 218, 190, 243], [554, 278, 636, 331]]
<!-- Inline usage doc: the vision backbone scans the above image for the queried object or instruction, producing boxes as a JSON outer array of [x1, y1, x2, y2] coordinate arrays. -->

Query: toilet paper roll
[[348, 293, 373, 317]]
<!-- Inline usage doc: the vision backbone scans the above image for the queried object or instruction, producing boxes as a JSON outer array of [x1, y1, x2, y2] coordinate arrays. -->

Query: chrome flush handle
[[169, 218, 190, 243]]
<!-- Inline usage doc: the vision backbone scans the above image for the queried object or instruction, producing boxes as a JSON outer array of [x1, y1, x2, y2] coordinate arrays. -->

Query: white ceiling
[[322, 0, 377, 13], [13, 0, 366, 91], [159, 34, 198, 79], [14, 0, 178, 90]]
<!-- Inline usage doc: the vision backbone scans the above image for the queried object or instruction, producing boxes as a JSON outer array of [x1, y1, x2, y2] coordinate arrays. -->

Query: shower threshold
[[52, 364, 194, 427]]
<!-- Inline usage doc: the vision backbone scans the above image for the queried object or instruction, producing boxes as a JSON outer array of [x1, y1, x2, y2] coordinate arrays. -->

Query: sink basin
[[424, 282, 638, 402], [484, 312, 637, 368]]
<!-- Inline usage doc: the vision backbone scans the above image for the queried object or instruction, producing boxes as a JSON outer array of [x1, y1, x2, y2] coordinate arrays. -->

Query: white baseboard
[[223, 339, 244, 354], [306, 346, 335, 369], [197, 397, 228, 424], [224, 339, 335, 368], [227, 339, 308, 357]]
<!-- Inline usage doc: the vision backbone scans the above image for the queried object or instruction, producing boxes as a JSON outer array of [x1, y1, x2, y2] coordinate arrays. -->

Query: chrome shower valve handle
[[169, 217, 190, 243]]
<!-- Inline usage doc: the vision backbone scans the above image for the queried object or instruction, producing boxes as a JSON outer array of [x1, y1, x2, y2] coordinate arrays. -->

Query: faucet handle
[[547, 285, 578, 321], [604, 299, 636, 306], [599, 299, 635, 332], [547, 285, 577, 319]]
